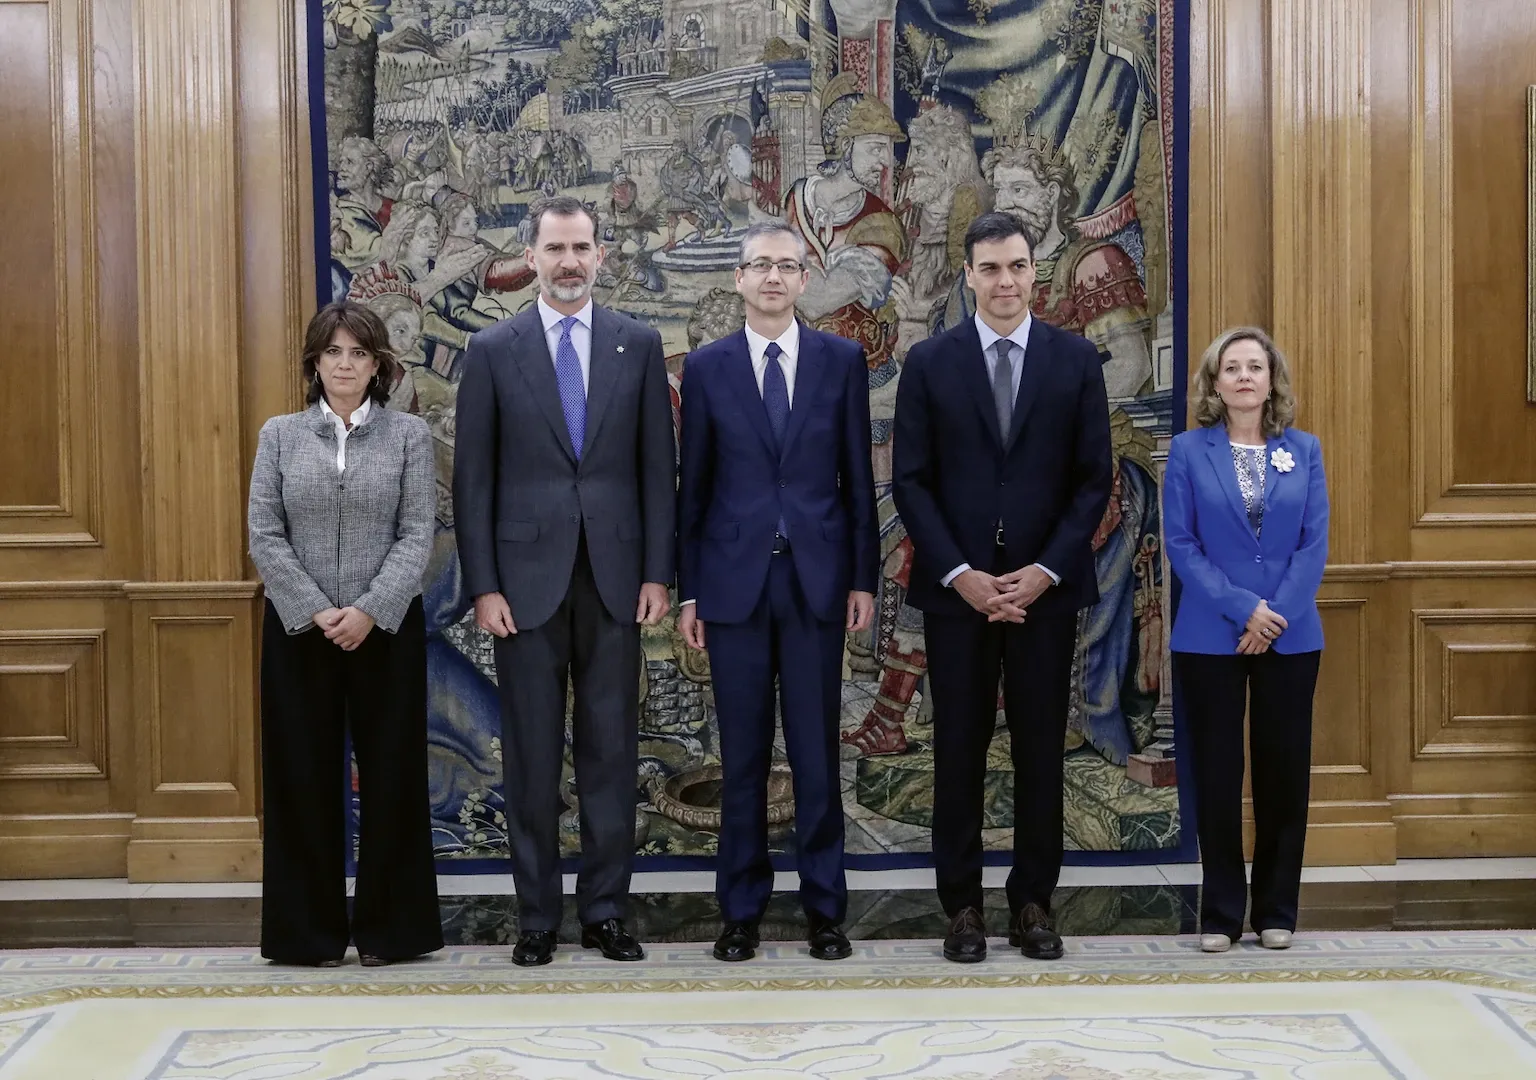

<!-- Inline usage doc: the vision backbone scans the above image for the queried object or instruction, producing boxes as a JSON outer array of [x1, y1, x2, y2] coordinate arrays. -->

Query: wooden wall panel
[[0, 0, 104, 552], [1448, 0, 1536, 487], [0, 630, 106, 780], [1312, 600, 1371, 779], [0, 2, 61, 513]]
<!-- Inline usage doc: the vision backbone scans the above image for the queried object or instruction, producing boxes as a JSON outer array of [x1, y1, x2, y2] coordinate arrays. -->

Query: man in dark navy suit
[[893, 211, 1112, 963], [677, 221, 879, 963]]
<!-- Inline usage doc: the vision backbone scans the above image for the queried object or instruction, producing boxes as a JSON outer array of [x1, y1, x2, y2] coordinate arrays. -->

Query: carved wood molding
[[1325, 561, 1536, 579], [134, 0, 244, 581], [1270, 0, 1373, 564]]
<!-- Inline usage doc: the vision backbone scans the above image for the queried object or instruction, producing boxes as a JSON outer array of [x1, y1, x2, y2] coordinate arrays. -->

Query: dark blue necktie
[[762, 342, 790, 538], [554, 315, 586, 460]]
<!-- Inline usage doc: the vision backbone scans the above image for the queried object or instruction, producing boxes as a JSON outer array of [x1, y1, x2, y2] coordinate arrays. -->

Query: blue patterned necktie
[[762, 341, 790, 538], [555, 315, 586, 460]]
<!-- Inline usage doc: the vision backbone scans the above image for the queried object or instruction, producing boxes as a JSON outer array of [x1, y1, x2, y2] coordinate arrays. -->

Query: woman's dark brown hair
[[301, 301, 401, 407]]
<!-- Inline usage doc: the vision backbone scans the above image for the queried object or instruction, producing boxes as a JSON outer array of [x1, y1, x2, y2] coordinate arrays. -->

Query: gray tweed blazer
[[248, 402, 434, 635]]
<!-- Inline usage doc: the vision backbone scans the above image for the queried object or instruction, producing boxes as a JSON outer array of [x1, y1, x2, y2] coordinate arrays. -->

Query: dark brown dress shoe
[[807, 919, 852, 961], [713, 921, 760, 962], [580, 918, 644, 961], [1008, 902, 1065, 960], [358, 953, 388, 968], [512, 929, 557, 967], [943, 906, 988, 963]]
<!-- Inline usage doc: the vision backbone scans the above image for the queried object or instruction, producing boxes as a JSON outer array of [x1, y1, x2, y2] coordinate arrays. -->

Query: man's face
[[527, 211, 604, 304], [337, 146, 368, 192], [384, 309, 422, 357], [849, 135, 891, 192], [991, 163, 1058, 241], [964, 233, 1036, 325], [735, 234, 807, 320], [903, 137, 947, 202]]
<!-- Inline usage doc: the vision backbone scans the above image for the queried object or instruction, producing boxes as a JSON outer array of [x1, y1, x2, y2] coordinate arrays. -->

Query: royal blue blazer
[[1164, 424, 1328, 655]]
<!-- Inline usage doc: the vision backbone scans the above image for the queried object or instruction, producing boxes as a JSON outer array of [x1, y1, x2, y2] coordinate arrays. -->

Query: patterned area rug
[[2, 934, 1535, 1077]]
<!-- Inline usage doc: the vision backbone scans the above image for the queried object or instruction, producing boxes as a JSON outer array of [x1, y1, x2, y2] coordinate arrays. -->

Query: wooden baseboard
[[0, 814, 132, 878], [1243, 801, 1398, 865], [1391, 794, 1536, 857], [126, 816, 262, 882]]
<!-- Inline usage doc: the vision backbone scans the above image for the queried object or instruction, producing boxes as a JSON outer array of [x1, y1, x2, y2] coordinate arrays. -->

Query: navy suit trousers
[[707, 551, 847, 925]]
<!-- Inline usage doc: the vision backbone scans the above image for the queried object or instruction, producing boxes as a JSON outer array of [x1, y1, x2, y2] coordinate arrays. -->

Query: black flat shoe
[[1008, 902, 1064, 960], [942, 907, 988, 963], [807, 919, 852, 961], [512, 929, 557, 967], [580, 918, 644, 961], [713, 921, 760, 962]]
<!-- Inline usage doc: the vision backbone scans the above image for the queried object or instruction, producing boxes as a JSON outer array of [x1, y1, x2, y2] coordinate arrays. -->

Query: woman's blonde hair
[[1191, 327, 1296, 437]]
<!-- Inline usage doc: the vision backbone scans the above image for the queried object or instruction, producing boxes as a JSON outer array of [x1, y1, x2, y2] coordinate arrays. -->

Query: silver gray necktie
[[993, 339, 1015, 438]]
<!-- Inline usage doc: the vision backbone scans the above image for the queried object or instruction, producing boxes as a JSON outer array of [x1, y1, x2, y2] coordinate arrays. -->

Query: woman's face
[[316, 327, 379, 405], [452, 205, 478, 238], [1214, 338, 1271, 416]]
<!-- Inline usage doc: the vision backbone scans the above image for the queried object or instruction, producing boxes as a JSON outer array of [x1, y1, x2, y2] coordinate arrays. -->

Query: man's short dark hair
[[963, 211, 1033, 266], [528, 195, 599, 245]]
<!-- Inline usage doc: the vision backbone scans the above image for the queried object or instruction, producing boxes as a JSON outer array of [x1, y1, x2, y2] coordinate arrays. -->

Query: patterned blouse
[[1231, 443, 1267, 536]]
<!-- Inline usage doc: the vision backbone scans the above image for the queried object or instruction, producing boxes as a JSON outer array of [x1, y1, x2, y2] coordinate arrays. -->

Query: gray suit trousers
[[493, 532, 640, 931]]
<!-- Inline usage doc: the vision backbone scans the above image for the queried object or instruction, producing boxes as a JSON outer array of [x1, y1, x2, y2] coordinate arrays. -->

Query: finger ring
[[1262, 629, 1273, 638]]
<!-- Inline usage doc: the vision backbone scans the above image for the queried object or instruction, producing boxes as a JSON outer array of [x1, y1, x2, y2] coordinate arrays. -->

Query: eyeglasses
[[738, 259, 805, 275]]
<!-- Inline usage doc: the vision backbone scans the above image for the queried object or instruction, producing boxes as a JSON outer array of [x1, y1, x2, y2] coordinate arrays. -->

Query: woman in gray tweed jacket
[[247, 301, 443, 967]]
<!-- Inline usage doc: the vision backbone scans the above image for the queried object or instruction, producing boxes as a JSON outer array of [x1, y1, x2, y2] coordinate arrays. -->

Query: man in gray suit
[[454, 196, 676, 966]]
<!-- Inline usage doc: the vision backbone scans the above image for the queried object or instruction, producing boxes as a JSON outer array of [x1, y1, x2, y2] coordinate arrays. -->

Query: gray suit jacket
[[453, 303, 676, 630], [248, 403, 435, 634]]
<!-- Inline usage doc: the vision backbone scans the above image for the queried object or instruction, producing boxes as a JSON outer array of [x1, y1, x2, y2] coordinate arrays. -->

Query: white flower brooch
[[1270, 447, 1295, 473]]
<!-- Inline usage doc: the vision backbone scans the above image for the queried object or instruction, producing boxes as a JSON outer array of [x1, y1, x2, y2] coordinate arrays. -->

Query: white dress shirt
[[681, 321, 802, 609], [538, 294, 594, 394], [941, 312, 1060, 590], [320, 396, 372, 472], [744, 319, 800, 405]]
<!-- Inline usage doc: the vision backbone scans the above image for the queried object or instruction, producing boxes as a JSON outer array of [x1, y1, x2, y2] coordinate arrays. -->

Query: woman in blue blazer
[[1164, 327, 1328, 954]]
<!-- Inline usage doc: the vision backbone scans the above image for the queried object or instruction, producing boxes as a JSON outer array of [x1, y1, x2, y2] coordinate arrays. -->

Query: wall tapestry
[[314, 0, 1190, 866]]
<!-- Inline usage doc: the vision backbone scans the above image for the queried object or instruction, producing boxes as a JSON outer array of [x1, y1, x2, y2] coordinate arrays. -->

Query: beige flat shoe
[[1260, 929, 1293, 949], [1200, 933, 1232, 953]]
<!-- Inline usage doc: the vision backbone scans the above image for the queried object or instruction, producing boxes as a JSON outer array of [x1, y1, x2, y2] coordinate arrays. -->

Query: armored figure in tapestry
[[317, 0, 1183, 866]]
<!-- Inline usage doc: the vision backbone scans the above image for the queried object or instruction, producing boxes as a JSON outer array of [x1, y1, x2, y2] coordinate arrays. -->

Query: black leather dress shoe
[[581, 918, 644, 961], [942, 907, 988, 963], [512, 930, 557, 967], [807, 919, 852, 961], [1008, 902, 1065, 960], [713, 921, 760, 962]]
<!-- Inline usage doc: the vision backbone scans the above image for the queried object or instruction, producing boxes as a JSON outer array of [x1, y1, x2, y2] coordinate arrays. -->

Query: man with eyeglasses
[[676, 222, 879, 964]]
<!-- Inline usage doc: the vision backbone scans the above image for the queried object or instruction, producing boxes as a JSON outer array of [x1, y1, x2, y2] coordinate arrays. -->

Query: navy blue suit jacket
[[1163, 424, 1328, 654], [891, 317, 1113, 618], [676, 325, 879, 624]]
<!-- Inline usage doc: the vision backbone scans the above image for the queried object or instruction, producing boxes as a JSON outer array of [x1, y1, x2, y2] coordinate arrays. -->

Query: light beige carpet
[[2, 933, 1535, 1077]]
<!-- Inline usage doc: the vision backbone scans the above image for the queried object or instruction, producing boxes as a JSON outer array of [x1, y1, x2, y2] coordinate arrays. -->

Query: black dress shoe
[[713, 921, 760, 962], [358, 953, 388, 968], [1008, 902, 1064, 960], [512, 929, 557, 967], [942, 906, 988, 963], [580, 918, 644, 961], [807, 919, 852, 961]]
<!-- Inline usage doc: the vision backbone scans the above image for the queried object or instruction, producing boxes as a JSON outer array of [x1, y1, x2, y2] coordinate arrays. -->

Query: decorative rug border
[[5, 967, 1536, 1015]]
